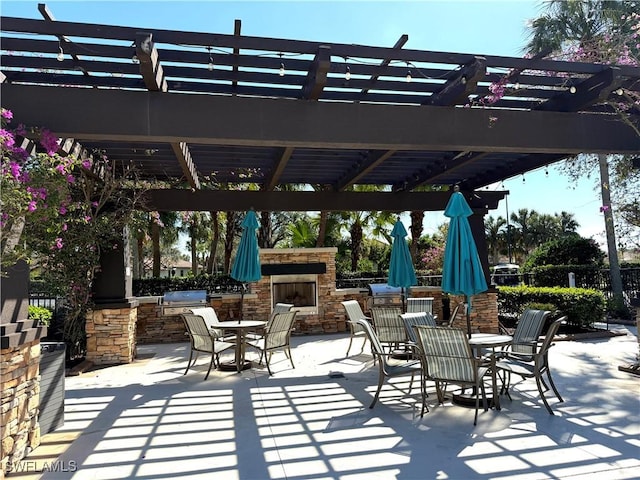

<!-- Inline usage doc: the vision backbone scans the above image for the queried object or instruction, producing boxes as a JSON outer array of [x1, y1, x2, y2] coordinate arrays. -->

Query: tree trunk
[[258, 211, 272, 248], [135, 233, 144, 278], [316, 211, 328, 247], [151, 221, 160, 278], [190, 217, 198, 275], [206, 211, 219, 274], [598, 154, 625, 307], [409, 210, 424, 265], [350, 222, 363, 271], [224, 212, 236, 274]]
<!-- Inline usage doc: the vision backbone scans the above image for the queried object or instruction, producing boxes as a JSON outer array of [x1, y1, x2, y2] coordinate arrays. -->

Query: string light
[[56, 42, 64, 62], [345, 65, 351, 81], [461, 75, 467, 85], [514, 82, 520, 90], [569, 86, 576, 94], [278, 53, 285, 77], [545, 168, 549, 177], [406, 69, 412, 83], [616, 88, 624, 95], [132, 54, 139, 64], [207, 46, 214, 71], [522, 174, 526, 183]]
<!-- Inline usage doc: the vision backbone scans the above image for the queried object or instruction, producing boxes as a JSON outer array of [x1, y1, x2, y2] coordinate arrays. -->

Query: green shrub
[[522, 235, 604, 272], [498, 285, 605, 328], [28, 305, 53, 326]]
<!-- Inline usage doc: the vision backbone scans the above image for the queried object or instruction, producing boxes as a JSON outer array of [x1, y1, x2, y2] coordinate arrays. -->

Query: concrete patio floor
[[11, 324, 640, 480]]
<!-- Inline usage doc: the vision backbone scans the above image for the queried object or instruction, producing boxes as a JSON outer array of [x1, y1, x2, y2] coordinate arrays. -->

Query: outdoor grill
[[367, 283, 403, 307], [159, 290, 208, 316]]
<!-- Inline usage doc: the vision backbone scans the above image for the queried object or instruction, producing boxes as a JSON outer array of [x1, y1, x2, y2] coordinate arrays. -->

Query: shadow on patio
[[12, 326, 640, 480]]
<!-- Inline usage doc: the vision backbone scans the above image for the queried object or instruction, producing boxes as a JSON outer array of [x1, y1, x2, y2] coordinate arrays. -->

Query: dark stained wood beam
[[6, 16, 638, 77], [232, 19, 241, 92], [4, 84, 639, 155], [136, 32, 167, 92], [37, 3, 91, 78], [301, 45, 331, 100], [424, 56, 486, 106], [537, 67, 622, 112], [360, 34, 408, 98], [141, 189, 506, 213], [264, 146, 294, 190], [335, 150, 396, 191], [171, 142, 200, 189]]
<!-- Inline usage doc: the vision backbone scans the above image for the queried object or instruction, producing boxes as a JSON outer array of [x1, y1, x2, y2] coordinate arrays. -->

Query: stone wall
[[85, 306, 137, 365], [1, 339, 41, 476]]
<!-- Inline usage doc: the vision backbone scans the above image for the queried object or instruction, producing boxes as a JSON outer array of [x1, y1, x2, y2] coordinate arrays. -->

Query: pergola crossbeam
[[424, 56, 486, 106], [170, 142, 200, 189], [302, 45, 331, 100], [264, 147, 294, 190], [335, 150, 396, 191], [136, 32, 167, 92]]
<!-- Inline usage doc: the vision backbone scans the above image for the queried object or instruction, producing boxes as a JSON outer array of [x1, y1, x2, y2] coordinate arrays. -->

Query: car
[[491, 263, 521, 286]]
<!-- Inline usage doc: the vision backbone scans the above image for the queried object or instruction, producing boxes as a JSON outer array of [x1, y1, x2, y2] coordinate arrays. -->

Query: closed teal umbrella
[[388, 219, 417, 310], [231, 210, 261, 319], [442, 189, 488, 337]]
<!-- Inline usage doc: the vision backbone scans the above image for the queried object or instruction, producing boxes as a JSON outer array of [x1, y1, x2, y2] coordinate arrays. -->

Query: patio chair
[[406, 297, 434, 314], [496, 317, 566, 414], [181, 313, 235, 380], [400, 312, 436, 348], [356, 319, 422, 409], [341, 300, 372, 357], [190, 306, 235, 341], [499, 309, 550, 361], [246, 302, 294, 340], [370, 306, 408, 355], [246, 310, 297, 375], [413, 325, 493, 425]]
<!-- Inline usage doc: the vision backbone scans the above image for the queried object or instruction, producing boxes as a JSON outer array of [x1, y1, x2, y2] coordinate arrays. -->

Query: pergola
[[2, 6, 640, 217]]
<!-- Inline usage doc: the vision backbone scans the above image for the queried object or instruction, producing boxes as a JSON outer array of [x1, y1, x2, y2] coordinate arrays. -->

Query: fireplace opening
[[273, 282, 316, 307], [271, 274, 318, 313]]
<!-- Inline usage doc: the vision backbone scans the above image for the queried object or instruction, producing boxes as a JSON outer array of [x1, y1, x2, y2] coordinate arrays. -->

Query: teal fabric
[[231, 210, 262, 283], [388, 220, 417, 289], [442, 192, 488, 297]]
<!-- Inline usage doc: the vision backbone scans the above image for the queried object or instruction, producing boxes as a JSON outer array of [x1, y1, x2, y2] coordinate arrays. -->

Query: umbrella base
[[218, 360, 253, 372], [452, 392, 497, 409]]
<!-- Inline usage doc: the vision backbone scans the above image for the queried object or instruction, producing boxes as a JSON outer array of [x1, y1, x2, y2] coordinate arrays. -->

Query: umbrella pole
[[239, 283, 246, 323], [466, 295, 472, 339]]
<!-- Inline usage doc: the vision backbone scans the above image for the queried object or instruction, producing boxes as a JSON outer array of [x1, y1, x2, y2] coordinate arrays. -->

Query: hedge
[[498, 285, 606, 328], [133, 274, 244, 296]]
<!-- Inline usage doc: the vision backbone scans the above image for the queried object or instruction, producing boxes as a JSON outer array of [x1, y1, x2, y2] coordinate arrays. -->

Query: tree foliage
[[522, 235, 605, 272]]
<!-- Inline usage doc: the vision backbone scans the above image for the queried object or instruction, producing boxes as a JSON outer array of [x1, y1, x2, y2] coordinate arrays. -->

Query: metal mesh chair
[[501, 309, 550, 360], [181, 313, 235, 380], [341, 300, 372, 357], [247, 311, 297, 375], [406, 297, 434, 314], [496, 317, 566, 414], [370, 306, 407, 355], [190, 306, 234, 341], [400, 312, 436, 346], [413, 325, 493, 425], [356, 319, 421, 409]]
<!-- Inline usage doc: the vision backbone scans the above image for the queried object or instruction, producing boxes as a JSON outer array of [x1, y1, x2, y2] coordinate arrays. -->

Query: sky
[[0, 0, 611, 248]]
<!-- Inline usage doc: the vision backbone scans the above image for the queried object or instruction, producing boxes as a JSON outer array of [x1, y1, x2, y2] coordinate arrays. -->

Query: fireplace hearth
[[271, 274, 318, 313]]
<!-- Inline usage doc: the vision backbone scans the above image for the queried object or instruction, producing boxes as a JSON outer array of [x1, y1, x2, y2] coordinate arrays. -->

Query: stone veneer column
[[1, 339, 41, 475], [85, 306, 137, 365]]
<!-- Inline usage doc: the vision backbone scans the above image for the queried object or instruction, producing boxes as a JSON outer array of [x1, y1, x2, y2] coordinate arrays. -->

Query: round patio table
[[215, 320, 266, 373]]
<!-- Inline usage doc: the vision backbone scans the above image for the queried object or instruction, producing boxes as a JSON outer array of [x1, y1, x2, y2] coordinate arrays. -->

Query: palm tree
[[526, 0, 631, 306], [510, 208, 538, 261], [557, 211, 580, 234], [484, 215, 507, 265]]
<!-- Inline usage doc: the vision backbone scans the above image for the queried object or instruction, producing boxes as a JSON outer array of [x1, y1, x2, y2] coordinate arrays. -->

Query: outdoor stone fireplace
[[271, 274, 318, 313]]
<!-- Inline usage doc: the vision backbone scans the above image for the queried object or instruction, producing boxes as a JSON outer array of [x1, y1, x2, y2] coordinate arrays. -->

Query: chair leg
[[545, 369, 564, 403], [535, 374, 555, 414], [369, 369, 385, 408], [346, 333, 354, 357], [184, 350, 194, 375], [204, 352, 215, 380]]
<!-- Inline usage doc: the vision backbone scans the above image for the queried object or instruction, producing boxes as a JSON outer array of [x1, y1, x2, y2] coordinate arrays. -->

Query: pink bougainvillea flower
[[62, 223, 68, 231], [0, 128, 15, 147], [54, 238, 63, 250], [84, 215, 92, 222], [1, 108, 13, 120], [39, 128, 60, 155], [91, 201, 98, 208], [9, 161, 22, 179], [27, 201, 37, 212], [59, 205, 67, 215], [55, 164, 66, 174], [66, 174, 75, 183], [82, 159, 92, 169]]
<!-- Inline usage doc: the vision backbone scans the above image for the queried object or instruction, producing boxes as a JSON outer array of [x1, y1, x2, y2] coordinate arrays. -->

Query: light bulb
[[461, 75, 467, 85], [514, 82, 520, 90], [345, 66, 351, 81], [208, 60, 214, 71], [406, 70, 412, 83], [569, 86, 576, 94], [132, 54, 139, 64], [279, 62, 285, 77], [57, 46, 64, 62], [616, 88, 623, 95]]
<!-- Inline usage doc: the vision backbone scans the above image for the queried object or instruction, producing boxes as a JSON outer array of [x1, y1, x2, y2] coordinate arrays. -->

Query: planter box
[[39, 342, 65, 435]]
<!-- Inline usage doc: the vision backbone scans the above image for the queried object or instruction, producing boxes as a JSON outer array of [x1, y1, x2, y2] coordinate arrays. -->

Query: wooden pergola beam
[[141, 189, 506, 213], [301, 45, 331, 100], [264, 147, 294, 190], [5, 85, 638, 155], [537, 67, 623, 112], [360, 34, 408, 97], [171, 142, 200, 189], [335, 150, 396, 191], [136, 32, 167, 92], [424, 56, 486, 106]]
